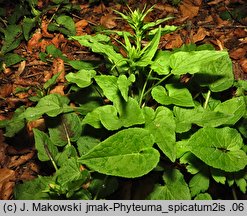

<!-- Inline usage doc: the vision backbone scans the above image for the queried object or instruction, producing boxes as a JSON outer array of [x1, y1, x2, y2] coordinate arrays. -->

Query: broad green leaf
[[119, 97, 145, 127], [14, 176, 53, 200], [4, 53, 25, 67], [77, 136, 100, 156], [55, 145, 78, 167], [71, 34, 127, 68], [145, 106, 176, 162], [210, 168, 226, 184], [170, 50, 228, 75], [70, 86, 102, 115], [1, 25, 23, 54], [235, 177, 247, 194], [151, 50, 172, 75], [23, 94, 71, 121], [194, 193, 212, 200], [176, 140, 190, 159], [94, 75, 120, 107], [68, 60, 95, 70], [238, 118, 247, 138], [170, 50, 234, 92], [83, 98, 145, 130], [98, 105, 122, 130], [48, 113, 82, 146], [46, 44, 68, 61], [214, 96, 246, 125], [180, 152, 205, 174], [0, 106, 26, 137], [187, 127, 247, 172], [33, 128, 58, 162], [147, 169, 191, 200], [56, 158, 89, 192], [66, 69, 96, 88], [48, 15, 76, 36], [79, 128, 159, 178], [82, 105, 121, 130], [152, 84, 194, 107], [117, 74, 135, 102], [173, 106, 232, 133], [81, 107, 102, 129], [23, 17, 36, 40], [88, 174, 118, 198], [143, 106, 155, 125], [189, 172, 210, 197], [194, 53, 234, 92]]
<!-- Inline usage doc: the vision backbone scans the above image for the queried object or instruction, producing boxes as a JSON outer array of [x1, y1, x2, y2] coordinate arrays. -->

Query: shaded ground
[[0, 0, 247, 199]]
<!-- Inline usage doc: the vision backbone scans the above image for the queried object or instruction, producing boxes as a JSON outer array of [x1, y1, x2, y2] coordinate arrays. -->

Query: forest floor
[[0, 0, 246, 199]]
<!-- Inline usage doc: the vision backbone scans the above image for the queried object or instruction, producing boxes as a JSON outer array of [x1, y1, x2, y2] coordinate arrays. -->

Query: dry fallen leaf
[[51, 34, 65, 48], [0, 168, 15, 200], [193, 27, 209, 43], [8, 151, 35, 168], [75, 19, 88, 35], [0, 84, 13, 98], [179, 0, 200, 19], [162, 34, 183, 49], [239, 58, 247, 73], [0, 137, 8, 167], [27, 118, 46, 134], [27, 29, 42, 52], [51, 58, 65, 82], [49, 85, 65, 95], [230, 48, 246, 60], [100, 14, 117, 29], [41, 19, 54, 38], [154, 3, 178, 13]]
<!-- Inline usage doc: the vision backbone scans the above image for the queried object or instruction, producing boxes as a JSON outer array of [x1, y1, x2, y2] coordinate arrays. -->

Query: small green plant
[[0, 0, 79, 70], [1, 6, 247, 200]]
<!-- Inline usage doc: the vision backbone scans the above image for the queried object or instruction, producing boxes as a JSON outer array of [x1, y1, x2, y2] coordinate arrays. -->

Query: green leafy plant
[[1, 5, 247, 200], [0, 0, 79, 70]]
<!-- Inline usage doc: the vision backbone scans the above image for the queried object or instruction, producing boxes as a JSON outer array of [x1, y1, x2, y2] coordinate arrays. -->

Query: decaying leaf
[[51, 58, 65, 82], [179, 0, 200, 19], [27, 29, 42, 52], [100, 14, 117, 29], [0, 168, 15, 200], [75, 20, 88, 35]]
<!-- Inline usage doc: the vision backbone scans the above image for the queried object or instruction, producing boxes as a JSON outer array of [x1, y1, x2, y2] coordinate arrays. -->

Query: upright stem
[[143, 73, 172, 98], [139, 69, 152, 107], [203, 90, 211, 109]]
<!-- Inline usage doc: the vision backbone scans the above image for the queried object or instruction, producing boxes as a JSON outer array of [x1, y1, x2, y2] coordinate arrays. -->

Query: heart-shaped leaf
[[79, 128, 159, 178], [187, 127, 247, 172]]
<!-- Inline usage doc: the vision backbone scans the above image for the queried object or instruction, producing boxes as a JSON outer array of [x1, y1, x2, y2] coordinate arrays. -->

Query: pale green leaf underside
[[79, 128, 159, 178]]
